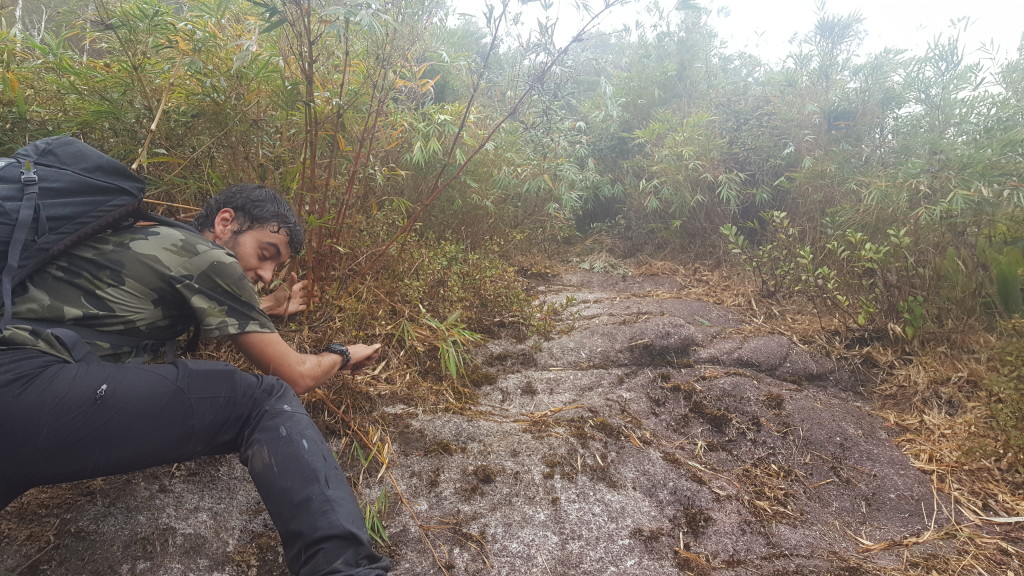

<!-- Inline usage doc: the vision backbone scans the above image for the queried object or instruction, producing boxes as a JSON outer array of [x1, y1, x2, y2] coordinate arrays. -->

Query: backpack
[[0, 135, 190, 360]]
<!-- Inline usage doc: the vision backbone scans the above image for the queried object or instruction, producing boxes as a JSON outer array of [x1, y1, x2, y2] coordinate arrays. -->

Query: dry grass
[[735, 460, 800, 523]]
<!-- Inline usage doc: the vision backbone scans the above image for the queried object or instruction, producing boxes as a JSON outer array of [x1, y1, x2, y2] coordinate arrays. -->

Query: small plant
[[361, 488, 390, 546], [529, 295, 579, 341], [721, 211, 802, 297], [424, 312, 484, 380], [397, 309, 484, 380], [344, 426, 392, 546], [347, 425, 392, 480], [899, 296, 926, 340]]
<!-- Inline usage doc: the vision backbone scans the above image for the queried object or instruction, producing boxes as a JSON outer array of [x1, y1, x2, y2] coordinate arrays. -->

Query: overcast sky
[[704, 0, 1023, 64], [453, 0, 1023, 65]]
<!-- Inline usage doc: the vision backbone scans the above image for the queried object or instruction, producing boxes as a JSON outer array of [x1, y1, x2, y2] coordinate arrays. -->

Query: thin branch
[[133, 58, 183, 172], [351, 0, 627, 283]]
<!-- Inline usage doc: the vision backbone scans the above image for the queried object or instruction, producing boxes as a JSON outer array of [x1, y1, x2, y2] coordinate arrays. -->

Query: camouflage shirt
[[0, 225, 276, 363]]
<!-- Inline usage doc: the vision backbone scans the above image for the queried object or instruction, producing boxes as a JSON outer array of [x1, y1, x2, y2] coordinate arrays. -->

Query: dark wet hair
[[192, 184, 305, 255]]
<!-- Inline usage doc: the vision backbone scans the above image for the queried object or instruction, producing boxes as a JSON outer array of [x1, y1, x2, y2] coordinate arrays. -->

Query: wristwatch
[[322, 342, 351, 369]]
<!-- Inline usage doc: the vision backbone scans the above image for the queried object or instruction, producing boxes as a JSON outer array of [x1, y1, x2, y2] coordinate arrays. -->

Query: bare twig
[[132, 58, 183, 172]]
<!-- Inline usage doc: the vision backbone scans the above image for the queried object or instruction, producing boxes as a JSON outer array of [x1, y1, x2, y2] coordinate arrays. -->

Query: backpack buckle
[[20, 163, 38, 186]]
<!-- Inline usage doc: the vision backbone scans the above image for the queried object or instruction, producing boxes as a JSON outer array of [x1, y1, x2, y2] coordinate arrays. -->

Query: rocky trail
[[0, 271, 947, 575]]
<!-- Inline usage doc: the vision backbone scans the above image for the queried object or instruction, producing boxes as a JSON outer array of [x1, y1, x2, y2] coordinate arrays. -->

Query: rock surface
[[0, 271, 945, 575]]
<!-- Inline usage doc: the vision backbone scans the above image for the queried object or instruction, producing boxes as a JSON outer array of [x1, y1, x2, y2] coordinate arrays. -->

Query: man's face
[[220, 225, 292, 286]]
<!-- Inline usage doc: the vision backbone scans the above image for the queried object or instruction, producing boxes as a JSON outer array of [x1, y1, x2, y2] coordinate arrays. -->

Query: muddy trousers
[[0, 349, 390, 576]]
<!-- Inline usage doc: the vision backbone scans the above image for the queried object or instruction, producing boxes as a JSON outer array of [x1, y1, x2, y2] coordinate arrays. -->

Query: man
[[0, 184, 391, 576]]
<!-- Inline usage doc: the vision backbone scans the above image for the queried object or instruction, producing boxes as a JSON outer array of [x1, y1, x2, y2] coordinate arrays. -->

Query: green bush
[[722, 213, 929, 339]]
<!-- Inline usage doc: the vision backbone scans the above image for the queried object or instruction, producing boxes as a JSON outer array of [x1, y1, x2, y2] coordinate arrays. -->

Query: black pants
[[0, 349, 390, 576]]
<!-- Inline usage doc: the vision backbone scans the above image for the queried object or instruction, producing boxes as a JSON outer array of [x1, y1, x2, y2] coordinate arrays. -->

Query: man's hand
[[345, 343, 382, 374], [261, 272, 318, 317]]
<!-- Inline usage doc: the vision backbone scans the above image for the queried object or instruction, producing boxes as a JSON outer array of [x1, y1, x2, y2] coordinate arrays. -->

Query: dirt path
[[0, 271, 946, 575]]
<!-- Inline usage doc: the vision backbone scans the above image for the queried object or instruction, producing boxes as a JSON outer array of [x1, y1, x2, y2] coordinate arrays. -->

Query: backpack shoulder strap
[[137, 210, 200, 234], [1, 162, 40, 329]]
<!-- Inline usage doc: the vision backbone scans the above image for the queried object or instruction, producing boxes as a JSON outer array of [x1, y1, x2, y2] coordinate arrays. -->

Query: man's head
[[193, 184, 305, 285]]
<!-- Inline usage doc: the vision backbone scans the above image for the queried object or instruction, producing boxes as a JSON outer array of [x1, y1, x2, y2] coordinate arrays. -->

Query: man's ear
[[210, 208, 237, 243]]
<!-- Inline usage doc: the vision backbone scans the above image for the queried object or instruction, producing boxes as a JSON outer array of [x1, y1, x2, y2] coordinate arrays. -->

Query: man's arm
[[230, 331, 381, 395]]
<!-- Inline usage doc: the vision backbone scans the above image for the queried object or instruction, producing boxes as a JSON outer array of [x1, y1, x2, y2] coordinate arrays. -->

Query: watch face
[[325, 343, 350, 366]]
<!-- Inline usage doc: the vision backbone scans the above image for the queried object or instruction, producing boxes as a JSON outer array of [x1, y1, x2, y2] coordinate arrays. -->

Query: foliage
[[980, 236, 1024, 318], [723, 213, 929, 339], [387, 237, 534, 334], [721, 213, 801, 299], [313, 234, 534, 382], [984, 320, 1024, 471]]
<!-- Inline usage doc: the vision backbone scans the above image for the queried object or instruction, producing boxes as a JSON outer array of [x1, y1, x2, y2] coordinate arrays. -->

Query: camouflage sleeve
[[170, 248, 277, 339]]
